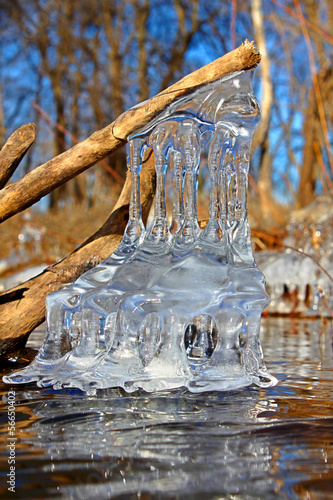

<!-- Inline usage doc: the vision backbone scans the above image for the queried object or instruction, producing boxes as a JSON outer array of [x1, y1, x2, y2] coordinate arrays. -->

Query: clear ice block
[[4, 69, 277, 393]]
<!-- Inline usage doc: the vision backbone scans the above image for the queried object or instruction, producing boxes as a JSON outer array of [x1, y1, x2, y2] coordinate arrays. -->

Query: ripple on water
[[0, 317, 332, 499]]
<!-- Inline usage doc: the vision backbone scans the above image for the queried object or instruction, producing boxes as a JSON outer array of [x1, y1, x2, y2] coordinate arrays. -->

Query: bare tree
[[1, 0, 332, 213], [251, 0, 273, 221]]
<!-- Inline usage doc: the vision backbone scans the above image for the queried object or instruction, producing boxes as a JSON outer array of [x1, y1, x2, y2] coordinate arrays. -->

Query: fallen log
[[0, 41, 260, 223], [0, 123, 36, 189], [0, 152, 155, 357]]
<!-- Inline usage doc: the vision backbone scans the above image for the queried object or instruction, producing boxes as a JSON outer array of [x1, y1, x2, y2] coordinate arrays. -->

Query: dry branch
[[0, 123, 36, 189], [0, 152, 155, 357], [0, 41, 260, 223]]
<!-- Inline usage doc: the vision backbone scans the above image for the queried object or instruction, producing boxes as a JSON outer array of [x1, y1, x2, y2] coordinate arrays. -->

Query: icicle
[[145, 124, 174, 245], [175, 119, 201, 247], [219, 135, 234, 226], [201, 124, 229, 244], [121, 137, 146, 248], [169, 149, 184, 235]]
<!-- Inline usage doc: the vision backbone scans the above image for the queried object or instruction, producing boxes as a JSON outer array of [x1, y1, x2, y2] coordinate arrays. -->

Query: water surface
[[1, 317, 332, 499]]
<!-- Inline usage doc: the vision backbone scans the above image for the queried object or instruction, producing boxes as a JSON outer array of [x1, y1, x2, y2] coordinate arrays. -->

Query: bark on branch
[[0, 41, 260, 223], [0, 123, 36, 189]]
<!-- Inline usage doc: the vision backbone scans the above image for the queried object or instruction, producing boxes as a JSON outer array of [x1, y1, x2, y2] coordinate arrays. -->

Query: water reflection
[[0, 318, 332, 499]]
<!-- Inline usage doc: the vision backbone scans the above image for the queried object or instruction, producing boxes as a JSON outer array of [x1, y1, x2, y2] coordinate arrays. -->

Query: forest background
[[0, 0, 332, 273]]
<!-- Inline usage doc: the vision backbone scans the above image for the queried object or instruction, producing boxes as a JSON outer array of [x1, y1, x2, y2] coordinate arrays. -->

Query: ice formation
[[256, 212, 333, 317], [4, 69, 277, 393]]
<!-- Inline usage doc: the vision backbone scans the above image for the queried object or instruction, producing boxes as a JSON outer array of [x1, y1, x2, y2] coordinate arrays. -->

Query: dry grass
[[0, 200, 117, 274]]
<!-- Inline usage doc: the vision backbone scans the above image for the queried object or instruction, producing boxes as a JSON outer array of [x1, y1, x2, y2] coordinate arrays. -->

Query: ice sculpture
[[4, 69, 277, 393]]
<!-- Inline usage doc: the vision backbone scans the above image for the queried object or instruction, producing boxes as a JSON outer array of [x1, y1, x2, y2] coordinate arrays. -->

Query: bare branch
[[0, 124, 36, 189]]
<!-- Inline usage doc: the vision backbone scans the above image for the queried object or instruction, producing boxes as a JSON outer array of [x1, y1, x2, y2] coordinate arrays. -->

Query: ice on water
[[256, 213, 333, 317], [4, 70, 277, 393]]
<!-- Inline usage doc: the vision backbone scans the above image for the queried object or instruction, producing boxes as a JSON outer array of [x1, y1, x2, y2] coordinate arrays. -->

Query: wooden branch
[[0, 41, 260, 223], [0, 152, 156, 357], [0, 123, 36, 189], [31, 100, 125, 185]]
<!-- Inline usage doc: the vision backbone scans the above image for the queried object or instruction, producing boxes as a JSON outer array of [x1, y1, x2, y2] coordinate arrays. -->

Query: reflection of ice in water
[[4, 69, 277, 393], [25, 388, 274, 499]]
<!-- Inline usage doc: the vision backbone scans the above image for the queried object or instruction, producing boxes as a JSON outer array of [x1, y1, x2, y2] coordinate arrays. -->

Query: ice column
[[176, 120, 201, 247], [169, 149, 184, 235], [145, 125, 171, 245], [122, 138, 146, 249]]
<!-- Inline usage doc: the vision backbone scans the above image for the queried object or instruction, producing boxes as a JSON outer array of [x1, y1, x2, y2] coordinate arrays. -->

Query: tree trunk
[[298, 67, 333, 206], [49, 94, 67, 209], [251, 0, 273, 208]]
